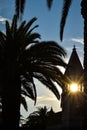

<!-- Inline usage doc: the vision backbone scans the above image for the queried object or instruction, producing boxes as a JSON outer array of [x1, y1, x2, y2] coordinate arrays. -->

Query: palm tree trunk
[[82, 19, 87, 129], [83, 20, 87, 93], [81, 1, 87, 128], [81, 0, 87, 93], [2, 63, 21, 128]]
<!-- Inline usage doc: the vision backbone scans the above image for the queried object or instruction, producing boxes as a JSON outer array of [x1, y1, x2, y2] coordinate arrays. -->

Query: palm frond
[[20, 41, 67, 100], [31, 78, 37, 105], [47, 0, 53, 9], [21, 95, 28, 111], [21, 79, 35, 100], [17, 18, 37, 37], [0, 31, 6, 48], [21, 88, 31, 97], [27, 33, 41, 43], [33, 73, 60, 100], [21, 74, 37, 103], [17, 21, 26, 33], [11, 15, 17, 34], [16, 18, 40, 51], [20, 0, 26, 14], [27, 25, 39, 35], [15, 0, 26, 19], [20, 41, 66, 68], [6, 21, 11, 37], [30, 41, 66, 57], [60, 0, 72, 41], [23, 17, 38, 35], [15, 0, 20, 18], [43, 77, 60, 100]]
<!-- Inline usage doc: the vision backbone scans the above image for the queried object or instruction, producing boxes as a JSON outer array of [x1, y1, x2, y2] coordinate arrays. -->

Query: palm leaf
[[6, 21, 11, 37], [15, 0, 26, 19], [27, 33, 41, 43], [0, 31, 6, 48], [11, 15, 17, 34], [21, 41, 66, 68], [30, 41, 66, 57], [21, 95, 28, 111], [60, 0, 72, 41], [20, 0, 26, 14], [33, 73, 60, 100], [21, 74, 37, 103], [31, 78, 37, 105], [47, 0, 53, 9], [17, 21, 26, 33], [15, 0, 20, 18], [27, 25, 39, 35], [16, 18, 40, 51], [23, 17, 37, 35], [21, 80, 35, 100]]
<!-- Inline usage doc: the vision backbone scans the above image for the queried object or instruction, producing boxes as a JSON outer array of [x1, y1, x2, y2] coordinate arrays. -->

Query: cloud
[[24, 95, 57, 103], [0, 16, 10, 24], [37, 95, 57, 102], [70, 38, 83, 45]]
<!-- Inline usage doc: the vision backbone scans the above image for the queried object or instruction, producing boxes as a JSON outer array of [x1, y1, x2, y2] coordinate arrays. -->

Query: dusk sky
[[0, 0, 84, 117]]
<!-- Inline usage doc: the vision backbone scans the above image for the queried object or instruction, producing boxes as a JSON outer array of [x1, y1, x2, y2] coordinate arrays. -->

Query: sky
[[0, 0, 84, 117]]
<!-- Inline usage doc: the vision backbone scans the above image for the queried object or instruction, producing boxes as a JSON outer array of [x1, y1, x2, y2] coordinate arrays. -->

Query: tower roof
[[64, 46, 83, 81]]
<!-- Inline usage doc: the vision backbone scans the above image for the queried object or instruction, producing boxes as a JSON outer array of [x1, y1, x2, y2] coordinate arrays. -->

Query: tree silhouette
[[14, 0, 87, 128], [0, 15, 40, 128], [22, 106, 48, 129], [0, 15, 66, 128], [15, 0, 54, 18]]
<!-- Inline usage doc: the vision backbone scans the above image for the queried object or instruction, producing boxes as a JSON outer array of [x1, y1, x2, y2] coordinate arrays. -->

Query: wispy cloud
[[0, 16, 10, 24], [37, 95, 57, 102], [70, 38, 83, 45]]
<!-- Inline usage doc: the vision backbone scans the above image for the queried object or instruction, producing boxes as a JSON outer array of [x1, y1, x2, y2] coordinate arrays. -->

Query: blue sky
[[0, 0, 84, 117]]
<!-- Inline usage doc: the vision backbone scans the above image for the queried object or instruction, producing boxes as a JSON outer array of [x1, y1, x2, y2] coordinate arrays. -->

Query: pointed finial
[[73, 45, 76, 51]]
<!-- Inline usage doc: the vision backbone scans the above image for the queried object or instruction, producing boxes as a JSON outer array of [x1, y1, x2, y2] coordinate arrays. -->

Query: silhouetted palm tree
[[22, 106, 48, 129], [0, 15, 40, 128], [0, 15, 66, 128]]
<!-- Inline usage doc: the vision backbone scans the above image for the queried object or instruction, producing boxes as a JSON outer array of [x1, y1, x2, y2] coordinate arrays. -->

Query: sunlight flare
[[69, 83, 79, 92]]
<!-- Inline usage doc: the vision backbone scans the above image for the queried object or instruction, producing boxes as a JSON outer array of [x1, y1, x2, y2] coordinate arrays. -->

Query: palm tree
[[0, 15, 40, 128], [0, 15, 66, 128], [22, 106, 48, 129]]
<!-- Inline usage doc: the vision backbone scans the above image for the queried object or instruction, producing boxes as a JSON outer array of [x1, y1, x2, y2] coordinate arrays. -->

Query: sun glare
[[69, 83, 78, 92]]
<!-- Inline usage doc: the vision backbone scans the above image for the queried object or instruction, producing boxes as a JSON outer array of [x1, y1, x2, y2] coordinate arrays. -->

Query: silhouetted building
[[61, 46, 84, 129], [64, 45, 84, 91], [46, 108, 62, 130]]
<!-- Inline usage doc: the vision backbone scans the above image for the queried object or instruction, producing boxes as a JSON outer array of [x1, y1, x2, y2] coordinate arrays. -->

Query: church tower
[[64, 45, 83, 92], [61, 46, 84, 129]]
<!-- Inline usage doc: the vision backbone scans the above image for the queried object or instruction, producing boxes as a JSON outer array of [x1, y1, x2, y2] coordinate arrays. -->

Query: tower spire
[[73, 45, 76, 51]]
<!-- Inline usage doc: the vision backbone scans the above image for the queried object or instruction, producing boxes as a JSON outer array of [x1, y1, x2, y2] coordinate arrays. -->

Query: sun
[[69, 83, 78, 93]]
